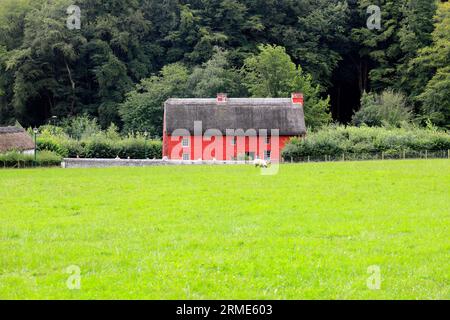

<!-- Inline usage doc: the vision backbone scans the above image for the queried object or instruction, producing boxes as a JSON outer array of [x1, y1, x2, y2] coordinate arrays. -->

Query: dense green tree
[[291, 0, 350, 85], [5, 0, 87, 125], [189, 47, 245, 98], [119, 63, 190, 135], [340, 0, 439, 125], [397, 0, 437, 100], [242, 45, 296, 97], [0, 0, 445, 129], [417, 67, 450, 128], [398, 0, 437, 61], [119, 48, 244, 135], [351, 0, 406, 91], [0, 0, 39, 124], [242, 44, 331, 129], [291, 67, 332, 129], [1, 0, 161, 127], [351, 0, 437, 92], [412, 2, 450, 128]]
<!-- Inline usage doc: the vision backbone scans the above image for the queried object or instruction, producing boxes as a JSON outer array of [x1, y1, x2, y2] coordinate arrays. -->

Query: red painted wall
[[163, 134, 292, 161]]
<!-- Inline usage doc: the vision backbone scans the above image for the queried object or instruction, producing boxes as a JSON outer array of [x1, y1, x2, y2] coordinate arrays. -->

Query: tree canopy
[[0, 0, 448, 131]]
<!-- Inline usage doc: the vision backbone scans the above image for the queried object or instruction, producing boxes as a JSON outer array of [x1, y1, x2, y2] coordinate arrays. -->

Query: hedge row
[[0, 151, 62, 168], [37, 137, 162, 159], [282, 126, 450, 161]]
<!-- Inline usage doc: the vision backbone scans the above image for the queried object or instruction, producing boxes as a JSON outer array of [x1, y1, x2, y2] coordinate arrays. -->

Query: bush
[[62, 140, 86, 158], [0, 151, 62, 168], [85, 139, 120, 159], [144, 140, 163, 159], [38, 138, 69, 157], [118, 139, 162, 159], [352, 90, 413, 127], [0, 152, 30, 167], [82, 138, 162, 159], [118, 139, 146, 159], [282, 125, 450, 161], [37, 134, 163, 159], [36, 150, 63, 167], [60, 115, 101, 140]]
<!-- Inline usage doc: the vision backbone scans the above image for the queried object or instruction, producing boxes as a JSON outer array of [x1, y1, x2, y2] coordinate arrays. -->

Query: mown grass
[[0, 160, 449, 299]]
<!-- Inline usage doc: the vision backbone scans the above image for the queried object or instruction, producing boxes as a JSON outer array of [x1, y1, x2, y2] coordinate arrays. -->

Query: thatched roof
[[164, 98, 306, 136], [0, 126, 35, 153]]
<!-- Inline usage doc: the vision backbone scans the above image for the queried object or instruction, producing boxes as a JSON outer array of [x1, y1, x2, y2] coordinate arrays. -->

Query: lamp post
[[33, 127, 38, 167], [144, 131, 149, 159]]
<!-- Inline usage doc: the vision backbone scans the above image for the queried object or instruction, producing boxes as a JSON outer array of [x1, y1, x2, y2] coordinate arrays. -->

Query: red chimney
[[291, 93, 304, 106], [216, 93, 228, 104]]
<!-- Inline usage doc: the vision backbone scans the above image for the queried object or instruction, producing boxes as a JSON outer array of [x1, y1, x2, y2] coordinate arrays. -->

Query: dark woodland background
[[0, 0, 449, 134]]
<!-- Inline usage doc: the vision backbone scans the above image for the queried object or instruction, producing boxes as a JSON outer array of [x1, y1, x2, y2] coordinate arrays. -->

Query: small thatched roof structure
[[164, 98, 307, 136], [0, 126, 35, 153]]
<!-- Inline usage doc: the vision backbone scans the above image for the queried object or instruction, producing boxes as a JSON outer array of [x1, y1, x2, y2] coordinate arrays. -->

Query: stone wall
[[62, 158, 249, 168]]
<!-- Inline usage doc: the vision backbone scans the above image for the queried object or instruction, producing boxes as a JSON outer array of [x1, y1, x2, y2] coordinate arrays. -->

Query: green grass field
[[0, 160, 449, 300]]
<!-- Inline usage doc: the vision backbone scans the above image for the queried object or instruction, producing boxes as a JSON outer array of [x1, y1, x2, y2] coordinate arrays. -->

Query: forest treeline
[[0, 0, 449, 134]]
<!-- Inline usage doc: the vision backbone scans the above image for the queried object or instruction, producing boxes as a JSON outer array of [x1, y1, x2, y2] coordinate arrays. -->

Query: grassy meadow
[[0, 160, 449, 299]]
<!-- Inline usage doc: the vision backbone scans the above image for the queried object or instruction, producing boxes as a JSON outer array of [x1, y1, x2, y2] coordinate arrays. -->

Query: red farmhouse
[[162, 94, 306, 162]]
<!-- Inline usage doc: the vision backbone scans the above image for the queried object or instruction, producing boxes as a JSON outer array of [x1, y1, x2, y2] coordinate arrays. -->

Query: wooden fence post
[[425, 150, 428, 160]]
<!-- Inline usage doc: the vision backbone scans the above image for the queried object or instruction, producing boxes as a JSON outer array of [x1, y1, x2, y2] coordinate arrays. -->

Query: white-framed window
[[182, 153, 190, 161], [264, 150, 271, 160], [182, 137, 190, 147], [266, 136, 271, 145], [231, 136, 237, 146]]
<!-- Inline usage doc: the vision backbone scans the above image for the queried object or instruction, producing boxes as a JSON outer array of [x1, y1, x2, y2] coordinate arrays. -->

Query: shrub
[[36, 133, 163, 160], [117, 139, 162, 159], [36, 150, 63, 167], [352, 90, 413, 127], [85, 139, 120, 159], [0, 152, 30, 168], [60, 115, 101, 140], [118, 139, 147, 159], [146, 140, 163, 159], [282, 125, 450, 161], [38, 138, 69, 157], [0, 151, 61, 168], [62, 140, 86, 158]]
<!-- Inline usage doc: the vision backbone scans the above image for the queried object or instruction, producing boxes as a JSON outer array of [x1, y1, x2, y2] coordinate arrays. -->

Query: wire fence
[[282, 150, 450, 163], [2, 150, 449, 168]]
